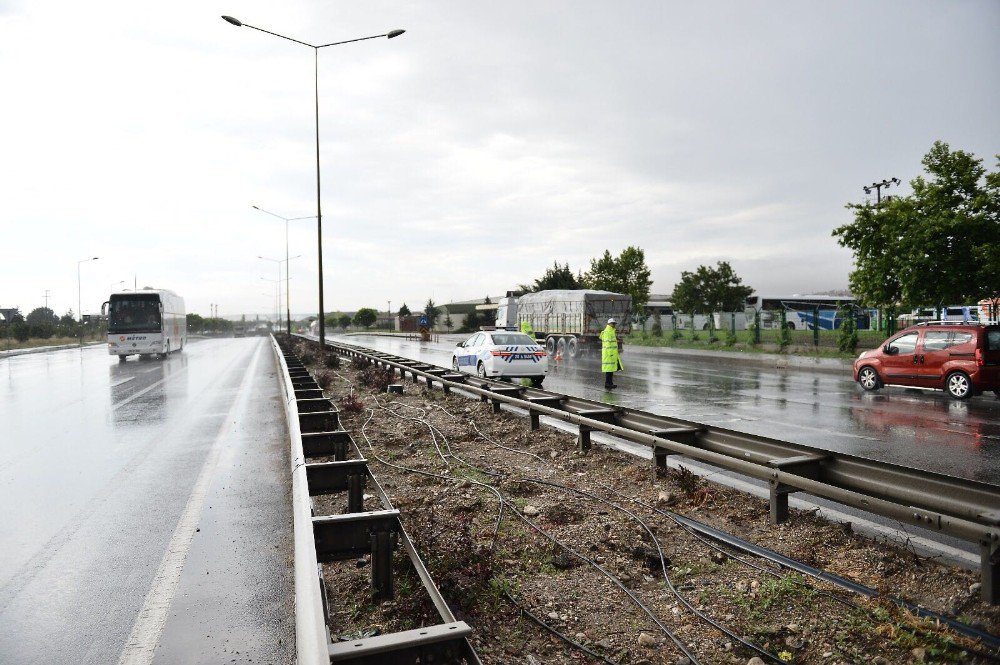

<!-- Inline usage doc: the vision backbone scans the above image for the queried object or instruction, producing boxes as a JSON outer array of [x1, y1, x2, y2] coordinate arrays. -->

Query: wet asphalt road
[[336, 333, 1000, 484], [0, 337, 293, 665]]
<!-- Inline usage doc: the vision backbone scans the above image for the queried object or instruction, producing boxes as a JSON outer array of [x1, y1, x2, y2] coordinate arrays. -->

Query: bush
[[725, 329, 737, 347], [779, 310, 791, 349], [322, 352, 341, 369], [340, 390, 365, 414], [359, 366, 394, 392], [838, 307, 859, 354], [315, 370, 336, 390], [350, 356, 370, 371]]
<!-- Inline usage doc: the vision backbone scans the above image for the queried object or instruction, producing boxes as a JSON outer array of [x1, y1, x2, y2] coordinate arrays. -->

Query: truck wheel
[[555, 337, 567, 359], [118, 355, 127, 363], [545, 337, 556, 355], [567, 337, 579, 359]]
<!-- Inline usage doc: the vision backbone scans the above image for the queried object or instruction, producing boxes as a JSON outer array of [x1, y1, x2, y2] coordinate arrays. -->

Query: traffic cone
[[554, 350, 562, 364]]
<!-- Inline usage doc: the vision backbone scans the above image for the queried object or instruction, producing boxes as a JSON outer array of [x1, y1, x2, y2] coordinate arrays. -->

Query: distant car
[[853, 323, 1000, 400], [452, 331, 548, 386]]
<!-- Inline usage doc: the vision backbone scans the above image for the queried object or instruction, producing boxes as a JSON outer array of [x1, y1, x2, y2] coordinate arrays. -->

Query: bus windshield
[[109, 295, 162, 333]]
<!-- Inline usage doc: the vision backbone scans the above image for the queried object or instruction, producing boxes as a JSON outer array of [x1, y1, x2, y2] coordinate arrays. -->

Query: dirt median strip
[[296, 339, 1000, 665]]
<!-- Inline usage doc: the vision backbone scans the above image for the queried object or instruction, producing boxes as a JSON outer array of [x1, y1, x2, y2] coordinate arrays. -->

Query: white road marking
[[110, 377, 135, 388], [115, 344, 262, 665]]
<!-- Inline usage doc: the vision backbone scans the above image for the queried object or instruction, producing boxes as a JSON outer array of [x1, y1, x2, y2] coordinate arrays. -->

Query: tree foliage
[[397, 303, 411, 317], [833, 141, 1000, 309], [670, 261, 753, 314], [353, 308, 378, 328], [519, 261, 583, 292], [424, 299, 440, 326], [26, 307, 58, 326], [583, 246, 653, 312]]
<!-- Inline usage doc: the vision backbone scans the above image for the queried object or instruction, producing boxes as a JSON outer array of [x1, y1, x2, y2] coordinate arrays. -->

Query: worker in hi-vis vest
[[520, 319, 534, 337], [600, 318, 623, 389]]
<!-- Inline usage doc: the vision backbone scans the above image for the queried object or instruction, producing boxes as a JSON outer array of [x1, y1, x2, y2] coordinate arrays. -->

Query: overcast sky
[[1, 1, 997, 320]]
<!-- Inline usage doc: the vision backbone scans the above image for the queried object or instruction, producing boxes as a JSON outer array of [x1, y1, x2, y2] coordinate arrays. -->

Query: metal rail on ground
[[270, 335, 481, 664], [303, 335, 1000, 605]]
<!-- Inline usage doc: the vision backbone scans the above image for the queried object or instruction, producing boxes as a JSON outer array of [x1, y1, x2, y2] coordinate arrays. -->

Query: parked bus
[[103, 288, 186, 362], [745, 294, 873, 331]]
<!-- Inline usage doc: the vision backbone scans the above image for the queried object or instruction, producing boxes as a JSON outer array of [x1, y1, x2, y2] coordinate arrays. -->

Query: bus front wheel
[[118, 355, 127, 363]]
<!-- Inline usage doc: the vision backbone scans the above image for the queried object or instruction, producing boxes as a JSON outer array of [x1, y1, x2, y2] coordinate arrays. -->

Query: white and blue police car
[[452, 331, 548, 386]]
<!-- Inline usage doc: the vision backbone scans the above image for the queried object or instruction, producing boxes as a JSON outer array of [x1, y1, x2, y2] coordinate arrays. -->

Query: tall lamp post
[[261, 276, 281, 325], [259, 253, 302, 332], [223, 16, 405, 349], [863, 177, 900, 205], [77, 256, 99, 344], [253, 205, 314, 334]]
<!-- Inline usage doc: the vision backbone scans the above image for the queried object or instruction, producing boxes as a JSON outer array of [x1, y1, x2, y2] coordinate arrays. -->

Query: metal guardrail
[[270, 335, 482, 664], [306, 335, 1000, 605]]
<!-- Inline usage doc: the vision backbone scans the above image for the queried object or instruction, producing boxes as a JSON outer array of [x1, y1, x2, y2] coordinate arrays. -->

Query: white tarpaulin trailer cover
[[516, 290, 632, 337]]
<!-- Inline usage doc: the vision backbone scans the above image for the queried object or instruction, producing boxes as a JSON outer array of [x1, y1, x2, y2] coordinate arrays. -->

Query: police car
[[452, 331, 548, 386]]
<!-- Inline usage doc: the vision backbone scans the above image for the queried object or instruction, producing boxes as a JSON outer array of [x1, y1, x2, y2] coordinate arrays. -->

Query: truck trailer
[[495, 289, 631, 359]]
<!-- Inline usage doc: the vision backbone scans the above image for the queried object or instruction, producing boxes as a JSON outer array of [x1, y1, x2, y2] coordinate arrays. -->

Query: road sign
[[419, 316, 428, 327]]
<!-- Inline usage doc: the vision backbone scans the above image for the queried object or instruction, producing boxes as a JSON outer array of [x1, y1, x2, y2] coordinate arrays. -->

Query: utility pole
[[863, 177, 900, 205], [44, 290, 50, 311]]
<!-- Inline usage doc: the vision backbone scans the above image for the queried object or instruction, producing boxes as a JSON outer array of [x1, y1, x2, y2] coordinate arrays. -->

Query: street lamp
[[254, 205, 314, 334], [110, 280, 125, 293], [261, 276, 281, 324], [862, 177, 900, 205], [77, 256, 99, 345], [259, 253, 302, 332], [223, 16, 405, 349]]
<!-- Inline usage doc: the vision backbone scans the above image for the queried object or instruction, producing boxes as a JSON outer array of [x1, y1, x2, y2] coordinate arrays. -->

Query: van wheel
[[857, 366, 880, 391], [946, 371, 972, 400]]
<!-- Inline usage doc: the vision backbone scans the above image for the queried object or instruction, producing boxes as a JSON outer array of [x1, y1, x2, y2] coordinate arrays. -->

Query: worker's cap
[[607, 318, 617, 324]]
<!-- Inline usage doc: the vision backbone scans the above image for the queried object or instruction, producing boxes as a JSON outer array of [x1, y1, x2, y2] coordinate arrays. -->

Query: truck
[[494, 289, 631, 359]]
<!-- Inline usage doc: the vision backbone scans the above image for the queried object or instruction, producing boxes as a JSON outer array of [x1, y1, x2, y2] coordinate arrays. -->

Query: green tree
[[186, 313, 205, 333], [337, 313, 352, 329], [26, 307, 58, 326], [833, 141, 1000, 311], [519, 261, 584, 292], [459, 308, 485, 333], [398, 303, 411, 317], [838, 304, 858, 353], [670, 262, 753, 315], [424, 299, 440, 327], [443, 310, 454, 331], [353, 307, 378, 328], [583, 246, 653, 313]]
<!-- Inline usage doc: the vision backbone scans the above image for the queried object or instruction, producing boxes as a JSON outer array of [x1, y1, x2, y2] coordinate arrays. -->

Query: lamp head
[[222, 15, 243, 27], [387, 29, 405, 38]]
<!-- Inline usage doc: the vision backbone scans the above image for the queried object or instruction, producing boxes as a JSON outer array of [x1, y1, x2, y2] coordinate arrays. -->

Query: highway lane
[[335, 333, 1000, 484], [0, 337, 293, 665]]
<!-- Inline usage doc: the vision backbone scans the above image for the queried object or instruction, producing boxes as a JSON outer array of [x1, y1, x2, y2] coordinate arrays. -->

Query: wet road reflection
[[335, 334, 1000, 483], [0, 338, 293, 664]]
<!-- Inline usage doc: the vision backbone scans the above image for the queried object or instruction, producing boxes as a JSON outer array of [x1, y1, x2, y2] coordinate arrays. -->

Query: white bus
[[745, 294, 874, 331], [103, 288, 187, 362]]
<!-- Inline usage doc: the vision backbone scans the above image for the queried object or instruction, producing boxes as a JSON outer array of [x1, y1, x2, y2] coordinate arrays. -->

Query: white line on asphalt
[[110, 377, 135, 388], [115, 343, 262, 665]]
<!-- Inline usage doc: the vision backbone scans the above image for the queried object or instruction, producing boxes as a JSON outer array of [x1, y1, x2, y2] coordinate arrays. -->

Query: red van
[[853, 323, 1000, 400]]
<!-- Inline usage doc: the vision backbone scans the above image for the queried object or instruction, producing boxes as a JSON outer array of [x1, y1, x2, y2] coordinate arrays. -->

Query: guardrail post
[[529, 410, 540, 431], [577, 425, 592, 452], [769, 480, 794, 523], [372, 527, 396, 599], [348, 472, 365, 513], [982, 538, 999, 604]]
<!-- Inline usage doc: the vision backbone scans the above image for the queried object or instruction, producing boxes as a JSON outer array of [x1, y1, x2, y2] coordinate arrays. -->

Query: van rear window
[[988, 329, 1000, 351]]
